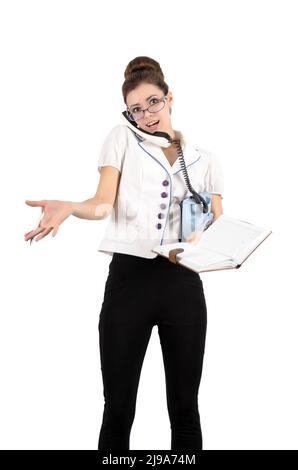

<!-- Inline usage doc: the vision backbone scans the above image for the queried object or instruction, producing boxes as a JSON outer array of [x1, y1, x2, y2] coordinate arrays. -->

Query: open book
[[151, 215, 272, 273]]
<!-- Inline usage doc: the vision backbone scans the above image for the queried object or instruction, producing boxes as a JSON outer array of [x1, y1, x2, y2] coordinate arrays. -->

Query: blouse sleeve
[[205, 152, 224, 199], [97, 125, 127, 173]]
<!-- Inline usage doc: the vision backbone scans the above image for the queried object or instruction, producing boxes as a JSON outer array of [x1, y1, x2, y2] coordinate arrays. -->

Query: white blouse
[[97, 122, 224, 259]]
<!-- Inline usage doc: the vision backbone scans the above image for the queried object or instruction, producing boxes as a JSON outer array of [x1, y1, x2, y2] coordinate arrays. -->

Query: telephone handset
[[121, 110, 174, 148]]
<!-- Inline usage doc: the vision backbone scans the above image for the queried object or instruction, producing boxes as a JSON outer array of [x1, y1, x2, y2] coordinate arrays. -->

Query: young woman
[[24, 56, 224, 450]]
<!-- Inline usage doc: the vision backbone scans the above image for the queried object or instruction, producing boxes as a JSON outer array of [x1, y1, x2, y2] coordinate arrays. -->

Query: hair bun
[[122, 56, 169, 105], [124, 56, 164, 81]]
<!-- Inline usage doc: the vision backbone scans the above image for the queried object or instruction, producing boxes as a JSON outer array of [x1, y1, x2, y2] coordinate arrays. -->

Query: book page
[[198, 216, 267, 259], [179, 248, 231, 266], [178, 256, 235, 273]]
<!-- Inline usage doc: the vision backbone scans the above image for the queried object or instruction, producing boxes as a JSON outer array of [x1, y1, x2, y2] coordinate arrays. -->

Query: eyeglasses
[[127, 94, 168, 121]]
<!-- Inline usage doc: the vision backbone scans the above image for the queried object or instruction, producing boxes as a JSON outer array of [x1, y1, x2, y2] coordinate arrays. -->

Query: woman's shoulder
[[193, 145, 217, 160], [100, 124, 131, 151], [182, 132, 217, 160], [191, 145, 223, 170], [104, 123, 128, 139]]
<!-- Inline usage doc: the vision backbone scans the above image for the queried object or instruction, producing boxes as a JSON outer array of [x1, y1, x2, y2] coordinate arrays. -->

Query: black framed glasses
[[127, 94, 168, 121]]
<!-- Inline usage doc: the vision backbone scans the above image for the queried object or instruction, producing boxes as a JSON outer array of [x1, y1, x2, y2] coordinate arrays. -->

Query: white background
[[1, 0, 297, 450]]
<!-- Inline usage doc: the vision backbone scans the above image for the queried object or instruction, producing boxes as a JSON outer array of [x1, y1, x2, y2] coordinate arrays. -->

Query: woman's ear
[[167, 91, 174, 108]]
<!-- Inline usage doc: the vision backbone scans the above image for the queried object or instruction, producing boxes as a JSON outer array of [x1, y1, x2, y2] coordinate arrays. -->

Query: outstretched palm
[[24, 199, 74, 243]]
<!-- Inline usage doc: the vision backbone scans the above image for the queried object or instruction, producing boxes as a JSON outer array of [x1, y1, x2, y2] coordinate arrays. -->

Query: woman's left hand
[[186, 230, 203, 245]]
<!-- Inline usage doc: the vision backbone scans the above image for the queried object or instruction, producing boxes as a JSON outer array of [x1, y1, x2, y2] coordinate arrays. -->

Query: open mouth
[[146, 120, 160, 130]]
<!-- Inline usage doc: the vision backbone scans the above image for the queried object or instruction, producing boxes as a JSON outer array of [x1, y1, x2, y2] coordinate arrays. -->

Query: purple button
[[156, 223, 162, 229], [157, 213, 165, 219], [162, 180, 169, 186], [160, 203, 167, 210], [161, 192, 168, 198]]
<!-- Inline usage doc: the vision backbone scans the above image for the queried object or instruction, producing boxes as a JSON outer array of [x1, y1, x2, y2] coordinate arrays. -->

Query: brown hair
[[122, 56, 169, 106]]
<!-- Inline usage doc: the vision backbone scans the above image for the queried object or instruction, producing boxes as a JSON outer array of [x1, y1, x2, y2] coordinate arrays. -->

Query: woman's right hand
[[186, 229, 203, 245], [24, 200, 74, 243]]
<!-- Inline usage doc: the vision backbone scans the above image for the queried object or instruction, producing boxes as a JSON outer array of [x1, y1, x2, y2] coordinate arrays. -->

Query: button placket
[[157, 178, 169, 230], [137, 141, 173, 241]]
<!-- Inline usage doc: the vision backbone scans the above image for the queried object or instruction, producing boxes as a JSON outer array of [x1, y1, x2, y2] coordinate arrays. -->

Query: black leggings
[[98, 252, 207, 450]]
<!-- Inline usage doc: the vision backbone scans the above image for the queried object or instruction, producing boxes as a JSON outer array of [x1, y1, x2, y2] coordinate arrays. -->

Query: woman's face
[[126, 83, 174, 138]]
